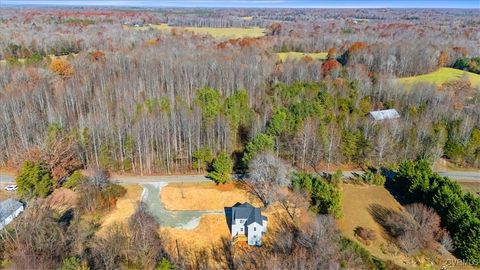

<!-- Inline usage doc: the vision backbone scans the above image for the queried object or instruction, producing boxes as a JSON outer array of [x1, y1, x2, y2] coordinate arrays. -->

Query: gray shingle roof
[[0, 199, 23, 221], [232, 202, 266, 225], [369, 109, 400, 121]]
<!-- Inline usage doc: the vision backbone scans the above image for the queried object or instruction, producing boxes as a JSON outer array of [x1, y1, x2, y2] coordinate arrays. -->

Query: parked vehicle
[[4, 185, 17, 191]]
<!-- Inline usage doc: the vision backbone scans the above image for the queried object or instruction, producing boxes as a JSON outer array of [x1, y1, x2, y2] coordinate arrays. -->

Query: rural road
[[0, 170, 479, 183]]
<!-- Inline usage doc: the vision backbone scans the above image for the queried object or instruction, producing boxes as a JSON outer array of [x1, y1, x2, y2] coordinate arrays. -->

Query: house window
[[240, 227, 243, 231], [254, 227, 256, 231]]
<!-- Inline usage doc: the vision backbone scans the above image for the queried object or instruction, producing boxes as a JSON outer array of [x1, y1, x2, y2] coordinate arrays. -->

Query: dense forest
[[0, 6, 479, 270], [0, 8, 479, 178]]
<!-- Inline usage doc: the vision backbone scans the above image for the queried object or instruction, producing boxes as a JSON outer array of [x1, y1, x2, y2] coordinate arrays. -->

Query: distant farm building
[[369, 109, 400, 121], [0, 199, 24, 229], [228, 202, 267, 246]]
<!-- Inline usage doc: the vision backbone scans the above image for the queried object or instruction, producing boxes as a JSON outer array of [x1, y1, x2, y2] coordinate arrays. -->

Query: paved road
[[111, 174, 211, 184], [437, 171, 480, 182], [0, 173, 14, 184], [1, 170, 479, 184]]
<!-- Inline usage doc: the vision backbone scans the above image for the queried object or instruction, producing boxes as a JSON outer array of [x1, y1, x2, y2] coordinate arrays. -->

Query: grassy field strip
[[0, 54, 77, 65], [277, 51, 327, 61], [398, 67, 480, 87], [127, 23, 265, 39]]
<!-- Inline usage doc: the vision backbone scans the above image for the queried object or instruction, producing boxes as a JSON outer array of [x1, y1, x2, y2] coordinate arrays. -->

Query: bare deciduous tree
[[245, 153, 290, 206]]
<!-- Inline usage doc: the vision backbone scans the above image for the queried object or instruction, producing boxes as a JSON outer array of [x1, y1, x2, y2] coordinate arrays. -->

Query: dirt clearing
[[160, 182, 260, 211]]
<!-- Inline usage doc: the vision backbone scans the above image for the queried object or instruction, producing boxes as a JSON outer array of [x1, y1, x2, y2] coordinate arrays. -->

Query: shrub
[[354, 226, 377, 244], [156, 258, 175, 270], [339, 237, 386, 270], [405, 203, 444, 249], [63, 171, 85, 190], [359, 168, 386, 186], [49, 58, 74, 78], [60, 256, 81, 270], [369, 204, 421, 254]]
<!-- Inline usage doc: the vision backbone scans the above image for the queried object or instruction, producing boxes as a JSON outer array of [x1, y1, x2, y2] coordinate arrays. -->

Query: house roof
[[232, 202, 266, 225], [369, 109, 400, 121], [0, 199, 23, 221]]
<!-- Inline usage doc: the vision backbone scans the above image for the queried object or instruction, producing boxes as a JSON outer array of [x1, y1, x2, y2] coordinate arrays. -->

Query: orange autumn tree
[[348, 41, 367, 53], [438, 50, 450, 67], [327, 47, 337, 60], [90, 50, 105, 61], [49, 58, 74, 78]]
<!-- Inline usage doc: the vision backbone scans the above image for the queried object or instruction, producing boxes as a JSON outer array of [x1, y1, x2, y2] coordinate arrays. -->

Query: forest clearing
[[277, 51, 328, 62], [337, 183, 471, 270], [398, 67, 480, 87], [126, 23, 266, 38]]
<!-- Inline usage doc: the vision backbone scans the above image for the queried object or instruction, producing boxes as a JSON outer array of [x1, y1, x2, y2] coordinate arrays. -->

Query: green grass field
[[398, 67, 480, 88], [128, 24, 265, 39], [277, 51, 328, 62]]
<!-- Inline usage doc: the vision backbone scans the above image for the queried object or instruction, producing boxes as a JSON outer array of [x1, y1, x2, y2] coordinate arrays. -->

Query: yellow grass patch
[[0, 54, 77, 65], [161, 214, 230, 252], [162, 204, 280, 256], [99, 184, 142, 234], [127, 24, 265, 39], [161, 182, 260, 211], [338, 184, 406, 264], [398, 67, 480, 88], [277, 51, 327, 62]]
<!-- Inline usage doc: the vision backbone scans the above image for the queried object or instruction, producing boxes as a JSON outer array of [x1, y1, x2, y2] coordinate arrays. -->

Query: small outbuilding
[[229, 202, 267, 246], [369, 109, 400, 121], [0, 199, 24, 230]]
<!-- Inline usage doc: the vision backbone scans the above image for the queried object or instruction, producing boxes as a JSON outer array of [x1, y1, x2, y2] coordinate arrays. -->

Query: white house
[[230, 202, 267, 246], [0, 199, 24, 230]]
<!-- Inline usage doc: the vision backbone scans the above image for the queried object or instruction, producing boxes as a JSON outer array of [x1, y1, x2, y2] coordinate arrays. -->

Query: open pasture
[[398, 67, 480, 87], [128, 23, 265, 39]]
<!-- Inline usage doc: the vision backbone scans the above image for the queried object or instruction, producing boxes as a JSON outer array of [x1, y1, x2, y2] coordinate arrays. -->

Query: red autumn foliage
[[452, 46, 468, 57], [322, 59, 342, 74], [90, 50, 105, 61]]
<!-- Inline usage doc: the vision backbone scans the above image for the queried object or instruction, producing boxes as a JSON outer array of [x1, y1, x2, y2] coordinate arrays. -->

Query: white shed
[[369, 109, 400, 121]]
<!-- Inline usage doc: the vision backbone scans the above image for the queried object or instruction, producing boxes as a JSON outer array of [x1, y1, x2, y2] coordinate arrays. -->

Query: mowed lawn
[[128, 24, 265, 39], [277, 51, 327, 62], [398, 67, 480, 87]]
